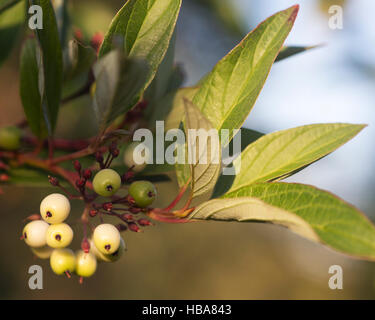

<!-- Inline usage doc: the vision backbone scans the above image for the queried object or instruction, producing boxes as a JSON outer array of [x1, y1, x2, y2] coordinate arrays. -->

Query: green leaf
[[0, 0, 25, 67], [31, 0, 63, 135], [192, 5, 299, 143], [222, 183, 375, 261], [228, 123, 366, 193], [93, 50, 149, 131], [190, 195, 318, 242], [99, 0, 181, 91], [145, 31, 176, 102], [176, 99, 221, 198], [275, 45, 319, 62], [19, 38, 46, 138]]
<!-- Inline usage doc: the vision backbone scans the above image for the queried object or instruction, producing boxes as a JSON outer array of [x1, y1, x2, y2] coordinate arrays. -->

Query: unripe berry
[[22, 220, 49, 248], [90, 237, 126, 263], [93, 223, 120, 255], [40, 193, 71, 224], [31, 246, 53, 259], [75, 250, 97, 278], [92, 169, 121, 197], [46, 223, 74, 248], [50, 248, 76, 276], [123, 142, 151, 172], [128, 180, 157, 208], [0, 126, 22, 150]]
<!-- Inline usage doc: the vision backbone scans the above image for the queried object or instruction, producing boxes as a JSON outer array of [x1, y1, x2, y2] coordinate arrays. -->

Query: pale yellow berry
[[50, 248, 76, 275], [46, 223, 73, 248], [40, 193, 71, 224], [93, 224, 120, 255], [75, 250, 97, 278], [22, 220, 49, 248]]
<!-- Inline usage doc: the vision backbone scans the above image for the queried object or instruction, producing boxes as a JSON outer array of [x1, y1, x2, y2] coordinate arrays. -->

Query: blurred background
[[1, 0, 375, 299]]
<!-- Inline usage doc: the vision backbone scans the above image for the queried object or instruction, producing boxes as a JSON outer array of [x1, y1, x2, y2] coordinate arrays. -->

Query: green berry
[[93, 169, 121, 197], [123, 142, 150, 172], [31, 246, 53, 259], [22, 220, 49, 248], [93, 224, 120, 255], [0, 126, 22, 150], [128, 180, 156, 208], [75, 250, 97, 278], [50, 248, 76, 275], [90, 237, 126, 262], [40, 193, 71, 224], [46, 223, 73, 248]]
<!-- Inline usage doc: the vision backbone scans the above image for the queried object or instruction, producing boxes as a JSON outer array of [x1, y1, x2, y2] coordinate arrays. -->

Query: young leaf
[[175, 99, 221, 198], [19, 38, 46, 138], [93, 50, 149, 131], [190, 197, 318, 242], [31, 0, 63, 134], [222, 183, 375, 261], [99, 0, 181, 90], [193, 5, 299, 143], [275, 45, 319, 62], [228, 123, 366, 193], [0, 0, 25, 67]]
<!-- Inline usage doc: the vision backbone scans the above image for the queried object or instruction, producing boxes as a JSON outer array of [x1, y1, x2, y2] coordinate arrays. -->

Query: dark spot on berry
[[106, 185, 113, 192], [46, 211, 52, 218], [55, 234, 62, 241], [147, 191, 154, 198], [104, 244, 111, 251], [24, 232, 27, 239]]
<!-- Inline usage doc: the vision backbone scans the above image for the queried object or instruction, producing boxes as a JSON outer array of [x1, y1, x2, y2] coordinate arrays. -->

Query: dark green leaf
[[31, 0, 63, 135], [19, 38, 46, 138], [99, 0, 182, 91], [93, 50, 149, 131]]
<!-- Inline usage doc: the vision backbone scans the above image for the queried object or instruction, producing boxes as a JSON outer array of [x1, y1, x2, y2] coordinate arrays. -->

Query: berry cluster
[[21, 143, 157, 283]]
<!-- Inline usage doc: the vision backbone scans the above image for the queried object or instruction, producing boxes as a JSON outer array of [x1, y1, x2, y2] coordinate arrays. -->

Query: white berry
[[40, 193, 71, 224], [93, 224, 121, 255], [22, 220, 49, 248]]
